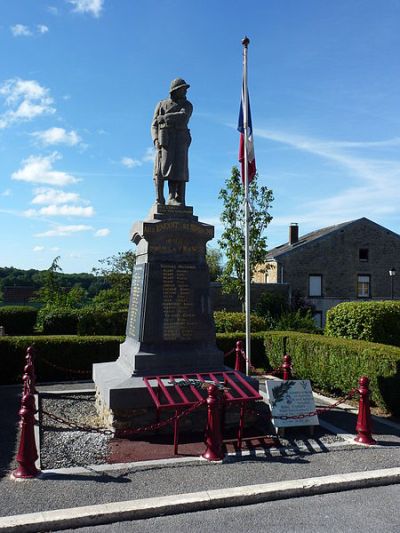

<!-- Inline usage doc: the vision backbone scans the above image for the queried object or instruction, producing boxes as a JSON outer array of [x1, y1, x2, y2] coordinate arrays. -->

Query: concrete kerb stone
[[1, 467, 400, 532]]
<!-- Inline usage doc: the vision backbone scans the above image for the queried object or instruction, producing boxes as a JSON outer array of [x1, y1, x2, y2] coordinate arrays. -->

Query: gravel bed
[[40, 392, 112, 469], [38, 392, 345, 470]]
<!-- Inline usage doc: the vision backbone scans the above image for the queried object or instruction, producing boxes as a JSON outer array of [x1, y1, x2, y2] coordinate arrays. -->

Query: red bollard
[[282, 355, 292, 380], [234, 340, 245, 373], [12, 373, 41, 479], [24, 346, 37, 393], [202, 384, 224, 462], [354, 376, 376, 445]]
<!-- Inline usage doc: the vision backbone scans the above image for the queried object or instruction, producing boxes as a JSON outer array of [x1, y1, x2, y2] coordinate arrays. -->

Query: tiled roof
[[267, 219, 359, 259]]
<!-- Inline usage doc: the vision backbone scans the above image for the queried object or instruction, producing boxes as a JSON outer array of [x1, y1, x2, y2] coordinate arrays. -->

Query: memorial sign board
[[126, 263, 148, 340], [265, 380, 319, 428]]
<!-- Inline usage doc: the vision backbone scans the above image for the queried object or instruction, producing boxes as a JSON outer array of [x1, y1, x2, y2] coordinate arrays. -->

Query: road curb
[[1, 467, 400, 532]]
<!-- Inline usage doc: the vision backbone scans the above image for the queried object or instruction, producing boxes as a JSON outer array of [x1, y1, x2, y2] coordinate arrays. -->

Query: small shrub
[[326, 301, 400, 346], [0, 306, 38, 335], [275, 310, 320, 334], [255, 291, 288, 319]]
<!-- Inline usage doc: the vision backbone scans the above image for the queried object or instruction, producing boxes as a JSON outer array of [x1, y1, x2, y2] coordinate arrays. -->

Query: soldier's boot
[[175, 182, 186, 206], [154, 177, 165, 205]]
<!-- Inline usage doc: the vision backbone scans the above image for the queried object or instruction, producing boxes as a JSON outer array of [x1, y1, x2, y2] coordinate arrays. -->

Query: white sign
[[265, 380, 319, 428]]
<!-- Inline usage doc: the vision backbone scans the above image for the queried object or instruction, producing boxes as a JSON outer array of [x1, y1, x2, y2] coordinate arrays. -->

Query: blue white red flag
[[238, 87, 256, 184]]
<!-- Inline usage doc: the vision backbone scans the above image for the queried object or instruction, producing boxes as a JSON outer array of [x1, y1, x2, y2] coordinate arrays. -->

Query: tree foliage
[[206, 246, 223, 282], [92, 250, 136, 309], [218, 166, 273, 302]]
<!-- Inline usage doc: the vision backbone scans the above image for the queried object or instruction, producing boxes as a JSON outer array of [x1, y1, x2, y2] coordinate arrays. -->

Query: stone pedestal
[[93, 204, 227, 426]]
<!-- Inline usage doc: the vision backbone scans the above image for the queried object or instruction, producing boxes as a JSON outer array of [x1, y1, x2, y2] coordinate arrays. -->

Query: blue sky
[[1, 0, 399, 273]]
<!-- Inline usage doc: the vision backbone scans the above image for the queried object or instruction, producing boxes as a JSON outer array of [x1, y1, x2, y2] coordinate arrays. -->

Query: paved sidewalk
[[1, 381, 399, 532]]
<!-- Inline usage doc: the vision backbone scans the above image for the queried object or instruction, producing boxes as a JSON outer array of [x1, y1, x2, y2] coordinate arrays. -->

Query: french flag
[[238, 88, 256, 184]]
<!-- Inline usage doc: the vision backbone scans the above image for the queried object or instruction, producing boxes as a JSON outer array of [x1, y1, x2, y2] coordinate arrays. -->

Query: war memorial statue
[[92, 78, 231, 428], [151, 78, 192, 206]]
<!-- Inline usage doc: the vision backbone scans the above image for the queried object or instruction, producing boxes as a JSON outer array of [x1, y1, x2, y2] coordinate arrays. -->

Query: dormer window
[[359, 248, 369, 262]]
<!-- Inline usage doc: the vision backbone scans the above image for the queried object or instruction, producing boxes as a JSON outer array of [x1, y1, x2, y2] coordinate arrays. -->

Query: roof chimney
[[289, 223, 299, 245]]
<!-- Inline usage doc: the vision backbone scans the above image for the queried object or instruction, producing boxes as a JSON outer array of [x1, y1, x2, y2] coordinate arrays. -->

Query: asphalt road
[[58, 484, 400, 532]]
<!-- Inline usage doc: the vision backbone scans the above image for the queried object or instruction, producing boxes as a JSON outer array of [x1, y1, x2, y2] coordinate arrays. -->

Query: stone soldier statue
[[151, 78, 193, 206]]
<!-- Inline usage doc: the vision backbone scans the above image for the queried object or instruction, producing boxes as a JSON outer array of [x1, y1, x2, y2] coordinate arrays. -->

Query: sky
[[1, 0, 399, 274]]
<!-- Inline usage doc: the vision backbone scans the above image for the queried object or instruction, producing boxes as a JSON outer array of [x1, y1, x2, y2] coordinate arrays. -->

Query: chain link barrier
[[41, 398, 206, 438], [39, 355, 92, 376], [238, 348, 283, 378]]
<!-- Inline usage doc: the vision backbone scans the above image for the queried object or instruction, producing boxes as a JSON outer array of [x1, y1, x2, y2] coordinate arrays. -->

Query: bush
[[0, 306, 38, 335], [39, 308, 80, 335], [0, 335, 123, 384], [275, 310, 320, 334], [255, 291, 288, 319], [77, 309, 127, 335], [264, 331, 400, 415], [214, 311, 271, 333], [326, 301, 400, 346]]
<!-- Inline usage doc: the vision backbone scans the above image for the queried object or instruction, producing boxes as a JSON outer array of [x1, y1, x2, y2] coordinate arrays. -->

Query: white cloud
[[121, 148, 155, 168], [67, 0, 104, 17], [10, 24, 32, 37], [1, 189, 12, 197], [121, 156, 142, 168], [51, 247, 60, 251], [37, 205, 95, 217], [0, 78, 55, 128], [32, 127, 81, 146], [33, 245, 45, 252], [35, 224, 93, 237], [256, 128, 400, 227], [142, 147, 156, 163], [12, 153, 79, 186], [47, 6, 59, 15], [37, 25, 49, 34], [94, 228, 110, 237], [31, 187, 81, 205]]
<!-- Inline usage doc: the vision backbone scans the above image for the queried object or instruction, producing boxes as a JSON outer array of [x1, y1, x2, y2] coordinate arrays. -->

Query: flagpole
[[242, 36, 251, 376]]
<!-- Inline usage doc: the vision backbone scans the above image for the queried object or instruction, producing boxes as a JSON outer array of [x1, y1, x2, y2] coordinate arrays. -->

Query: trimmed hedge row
[[0, 306, 38, 335], [264, 331, 400, 415], [0, 336, 123, 384], [41, 309, 127, 335], [1, 331, 399, 415], [326, 301, 400, 346]]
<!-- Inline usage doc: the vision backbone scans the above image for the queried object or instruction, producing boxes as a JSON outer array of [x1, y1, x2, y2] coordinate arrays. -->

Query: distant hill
[[0, 266, 107, 300]]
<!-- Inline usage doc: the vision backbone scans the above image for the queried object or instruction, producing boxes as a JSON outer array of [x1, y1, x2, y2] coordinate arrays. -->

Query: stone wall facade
[[265, 219, 400, 326]]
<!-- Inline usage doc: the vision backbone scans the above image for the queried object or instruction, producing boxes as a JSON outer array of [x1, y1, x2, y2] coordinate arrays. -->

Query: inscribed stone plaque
[[265, 380, 319, 428], [126, 263, 148, 339]]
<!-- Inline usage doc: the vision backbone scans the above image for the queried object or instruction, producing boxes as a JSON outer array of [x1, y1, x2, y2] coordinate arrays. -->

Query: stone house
[[254, 218, 400, 327]]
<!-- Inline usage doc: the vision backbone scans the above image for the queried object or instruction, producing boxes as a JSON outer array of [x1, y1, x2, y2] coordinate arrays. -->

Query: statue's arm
[[151, 102, 162, 144], [163, 102, 193, 126]]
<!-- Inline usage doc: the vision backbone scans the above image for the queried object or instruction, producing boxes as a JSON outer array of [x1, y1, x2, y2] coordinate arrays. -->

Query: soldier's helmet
[[170, 78, 190, 93]]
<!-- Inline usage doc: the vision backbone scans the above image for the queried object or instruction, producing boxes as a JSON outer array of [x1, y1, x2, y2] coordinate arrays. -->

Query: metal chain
[[223, 347, 235, 358], [39, 356, 92, 376], [239, 349, 283, 378], [41, 399, 206, 437]]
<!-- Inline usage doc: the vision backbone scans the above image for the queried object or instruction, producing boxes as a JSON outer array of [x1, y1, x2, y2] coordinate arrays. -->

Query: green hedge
[[41, 309, 80, 335], [264, 331, 400, 415], [214, 311, 270, 333], [40, 309, 128, 335], [326, 301, 400, 346], [0, 336, 123, 384], [0, 306, 38, 335], [77, 310, 127, 335]]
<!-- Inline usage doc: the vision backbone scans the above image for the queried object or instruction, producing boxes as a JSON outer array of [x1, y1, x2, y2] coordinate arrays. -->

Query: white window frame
[[309, 275, 322, 297], [357, 275, 371, 298]]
